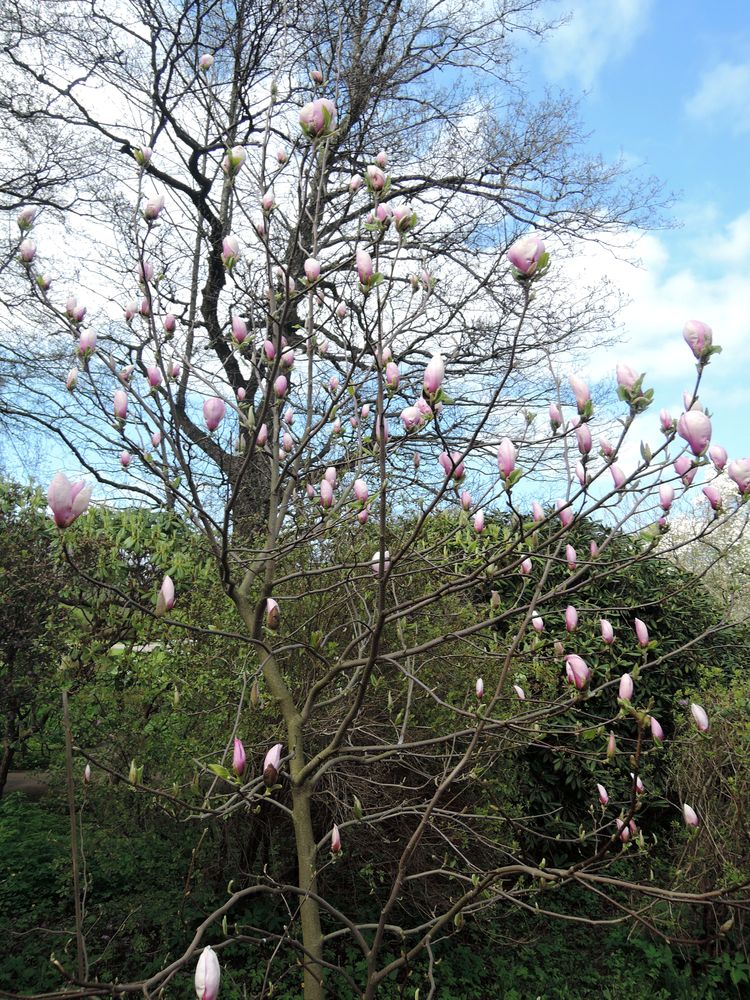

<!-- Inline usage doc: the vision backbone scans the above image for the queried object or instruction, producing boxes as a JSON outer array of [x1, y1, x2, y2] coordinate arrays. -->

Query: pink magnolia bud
[[349, 174, 363, 192], [135, 145, 152, 165], [17, 205, 36, 230], [147, 365, 163, 389], [677, 410, 712, 456], [320, 480, 334, 509], [378, 346, 392, 366], [597, 783, 609, 806], [331, 417, 342, 435], [682, 803, 699, 827], [155, 575, 175, 616], [556, 499, 573, 529], [507, 234, 545, 275], [66, 368, 78, 391], [565, 654, 590, 690], [532, 615, 544, 632], [569, 375, 591, 414], [727, 458, 750, 495], [47, 472, 92, 529], [19, 238, 36, 263], [257, 423, 269, 447], [423, 354, 444, 396], [590, 540, 599, 558], [631, 772, 645, 794], [473, 509, 485, 533], [610, 465, 626, 490], [683, 320, 713, 360], [263, 742, 283, 785], [565, 605, 578, 632], [83, 763, 92, 784], [634, 618, 649, 647], [331, 823, 342, 854], [233, 738, 246, 776], [266, 598, 280, 630], [276, 147, 288, 164], [531, 501, 544, 522], [318, 336, 330, 356], [118, 365, 134, 384], [615, 818, 631, 842], [519, 557, 532, 575], [335, 302, 348, 319], [460, 490, 472, 511], [282, 432, 293, 453], [575, 422, 592, 456], [195, 946, 220, 1000], [304, 257, 321, 282], [385, 362, 400, 390], [371, 549, 391, 575], [566, 544, 577, 570], [554, 640, 565, 658], [674, 454, 696, 486], [353, 479, 369, 504], [310, 68, 324, 84], [120, 451, 132, 468], [660, 408, 674, 432], [708, 444, 727, 470], [599, 437, 615, 459], [199, 53, 214, 70], [375, 417, 389, 443], [299, 98, 337, 137], [139, 297, 150, 318], [124, 300, 137, 322], [222, 145, 246, 175], [400, 406, 424, 434], [283, 407, 294, 426], [475, 677, 484, 700], [649, 715, 664, 743], [366, 164, 387, 190], [513, 684, 526, 701], [438, 451, 465, 481], [393, 205, 416, 234], [549, 402, 562, 430], [616, 362, 639, 391], [162, 312, 176, 335], [77, 329, 97, 357], [702, 485, 721, 511], [305, 483, 315, 499], [357, 507, 369, 524], [607, 732, 616, 758], [356, 249, 374, 285], [144, 194, 166, 221], [37, 273, 52, 292], [618, 673, 634, 701], [690, 703, 709, 732], [274, 375, 288, 398], [231, 316, 247, 344], [171, 362, 182, 379], [497, 438, 516, 479], [375, 149, 388, 169], [221, 234, 240, 268], [575, 461, 586, 487], [659, 483, 675, 511], [113, 389, 128, 422], [203, 397, 226, 432], [600, 619, 614, 645]]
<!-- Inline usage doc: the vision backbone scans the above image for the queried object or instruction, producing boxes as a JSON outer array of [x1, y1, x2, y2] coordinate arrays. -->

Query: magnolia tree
[[3, 2, 750, 998]]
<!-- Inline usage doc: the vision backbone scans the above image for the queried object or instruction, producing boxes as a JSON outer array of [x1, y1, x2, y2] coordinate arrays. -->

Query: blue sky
[[525, 0, 750, 466]]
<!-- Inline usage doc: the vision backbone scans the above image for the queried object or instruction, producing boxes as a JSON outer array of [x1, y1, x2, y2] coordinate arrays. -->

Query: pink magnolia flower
[[649, 715, 664, 743], [400, 405, 422, 432], [353, 479, 369, 504], [257, 423, 269, 447], [616, 363, 639, 391], [709, 444, 727, 471], [532, 501, 545, 522], [231, 316, 247, 344], [674, 454, 697, 486], [607, 732, 617, 759], [77, 329, 97, 357], [475, 677, 484, 700], [375, 150, 388, 169], [702, 485, 721, 511], [147, 365, 163, 389], [144, 194, 166, 221], [221, 234, 240, 268], [120, 451, 132, 468], [233, 738, 246, 776], [320, 479, 334, 508], [263, 743, 283, 785], [371, 549, 391, 575], [113, 389, 128, 422], [17, 205, 36, 230], [366, 164, 387, 190], [460, 490, 473, 511], [532, 615, 544, 632], [356, 249, 374, 285], [549, 402, 563, 430], [677, 410, 712, 456], [438, 451, 465, 481], [266, 598, 280, 630], [331, 823, 342, 854], [597, 783, 609, 806], [610, 465, 626, 489], [566, 544, 577, 570], [690, 703, 709, 732], [659, 483, 675, 512], [195, 946, 220, 1000], [513, 684, 526, 701], [565, 605, 578, 632], [19, 238, 36, 263], [385, 361, 400, 390], [349, 174, 363, 192], [660, 408, 674, 432], [618, 673, 634, 701], [565, 654, 590, 690], [600, 619, 614, 645], [198, 53, 214, 70], [569, 375, 591, 414], [634, 618, 649, 647], [155, 575, 175, 616], [682, 320, 713, 360], [423, 354, 445, 396], [682, 803, 699, 827], [497, 438, 516, 479], [507, 234, 545, 275], [556, 499, 573, 529], [47, 472, 92, 528], [274, 375, 288, 398], [304, 257, 321, 282], [727, 458, 750, 495], [473, 509, 485, 533], [299, 98, 337, 137], [203, 397, 226, 432], [519, 557, 532, 575]]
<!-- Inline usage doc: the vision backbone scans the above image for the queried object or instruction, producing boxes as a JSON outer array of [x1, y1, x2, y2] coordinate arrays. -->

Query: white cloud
[[540, 0, 653, 89], [685, 60, 750, 133]]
